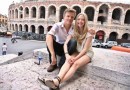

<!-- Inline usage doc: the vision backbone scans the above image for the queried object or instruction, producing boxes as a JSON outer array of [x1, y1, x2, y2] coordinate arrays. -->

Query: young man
[[46, 8, 76, 72]]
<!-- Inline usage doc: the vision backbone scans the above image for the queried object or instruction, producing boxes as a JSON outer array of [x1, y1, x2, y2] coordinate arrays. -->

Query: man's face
[[63, 12, 75, 25]]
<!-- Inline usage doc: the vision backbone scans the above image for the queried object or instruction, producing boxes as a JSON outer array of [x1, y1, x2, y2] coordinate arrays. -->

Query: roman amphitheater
[[8, 0, 130, 43]]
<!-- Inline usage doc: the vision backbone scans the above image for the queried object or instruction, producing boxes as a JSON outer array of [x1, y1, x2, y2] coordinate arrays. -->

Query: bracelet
[[65, 52, 68, 54]]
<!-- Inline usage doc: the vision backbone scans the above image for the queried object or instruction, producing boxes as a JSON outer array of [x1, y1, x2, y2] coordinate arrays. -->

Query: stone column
[[121, 14, 125, 25], [56, 8, 59, 22], [107, 11, 112, 25], [94, 11, 98, 24], [35, 26, 38, 34]]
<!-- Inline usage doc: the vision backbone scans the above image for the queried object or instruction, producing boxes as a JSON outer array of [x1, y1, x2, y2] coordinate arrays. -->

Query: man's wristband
[[65, 52, 68, 54]]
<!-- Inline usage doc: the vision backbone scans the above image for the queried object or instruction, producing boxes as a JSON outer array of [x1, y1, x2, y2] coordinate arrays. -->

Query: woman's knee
[[72, 62, 80, 69]]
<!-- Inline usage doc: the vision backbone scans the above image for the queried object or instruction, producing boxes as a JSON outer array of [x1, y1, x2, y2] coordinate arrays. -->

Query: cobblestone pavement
[[0, 37, 45, 55], [0, 48, 130, 90]]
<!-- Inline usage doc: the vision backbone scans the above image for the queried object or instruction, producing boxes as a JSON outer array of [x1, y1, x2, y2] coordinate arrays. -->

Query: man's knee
[[58, 55, 66, 68], [67, 38, 77, 55]]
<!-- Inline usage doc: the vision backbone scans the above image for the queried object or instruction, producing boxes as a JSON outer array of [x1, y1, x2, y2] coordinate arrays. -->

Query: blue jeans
[[2, 51, 6, 55], [47, 38, 77, 68]]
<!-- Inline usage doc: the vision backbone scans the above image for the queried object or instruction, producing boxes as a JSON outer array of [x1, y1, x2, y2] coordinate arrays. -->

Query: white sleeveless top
[[76, 32, 93, 53]]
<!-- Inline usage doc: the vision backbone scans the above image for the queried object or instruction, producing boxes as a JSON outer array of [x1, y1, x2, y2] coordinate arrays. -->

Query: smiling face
[[76, 14, 85, 29], [63, 12, 75, 26]]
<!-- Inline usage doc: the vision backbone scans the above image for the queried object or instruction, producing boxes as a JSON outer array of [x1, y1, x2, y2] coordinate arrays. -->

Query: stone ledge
[[33, 48, 130, 86], [1, 58, 129, 90]]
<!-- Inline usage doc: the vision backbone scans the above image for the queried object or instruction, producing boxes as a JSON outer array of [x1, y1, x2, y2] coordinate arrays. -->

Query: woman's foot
[[45, 76, 61, 89]]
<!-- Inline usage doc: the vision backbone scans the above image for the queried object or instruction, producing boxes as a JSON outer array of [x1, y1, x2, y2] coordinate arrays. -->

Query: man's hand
[[88, 29, 95, 35], [51, 54, 57, 65]]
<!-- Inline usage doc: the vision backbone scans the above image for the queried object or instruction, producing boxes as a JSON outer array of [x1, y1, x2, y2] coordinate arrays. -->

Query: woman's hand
[[88, 29, 95, 35], [67, 57, 77, 64]]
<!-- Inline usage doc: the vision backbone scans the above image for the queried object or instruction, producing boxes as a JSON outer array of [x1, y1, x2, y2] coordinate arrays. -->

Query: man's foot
[[47, 64, 57, 72], [34, 62, 40, 65]]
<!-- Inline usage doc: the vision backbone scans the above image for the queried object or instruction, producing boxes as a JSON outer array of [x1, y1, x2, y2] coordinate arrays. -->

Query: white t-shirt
[[47, 21, 74, 44], [2, 45, 7, 51]]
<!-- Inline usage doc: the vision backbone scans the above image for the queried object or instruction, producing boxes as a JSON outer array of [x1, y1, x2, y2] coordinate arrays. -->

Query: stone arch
[[47, 26, 52, 32], [72, 5, 81, 18], [31, 6, 37, 18], [19, 6, 23, 18], [48, 5, 56, 18], [10, 24, 11, 30], [39, 6, 45, 18], [95, 30, 105, 42], [38, 25, 44, 34], [124, 9, 130, 24], [12, 10, 14, 19], [10, 10, 11, 18], [15, 24, 18, 31], [24, 24, 28, 32], [112, 8, 123, 24], [15, 9, 18, 18], [109, 32, 118, 41], [12, 24, 14, 31], [30, 25, 35, 33], [19, 24, 22, 31], [59, 6, 67, 22], [97, 4, 110, 24], [122, 33, 130, 40], [24, 7, 29, 18], [84, 6, 95, 21]]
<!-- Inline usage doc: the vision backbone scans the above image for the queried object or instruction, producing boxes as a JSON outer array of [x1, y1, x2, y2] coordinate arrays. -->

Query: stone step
[[33, 48, 130, 86], [0, 58, 129, 90]]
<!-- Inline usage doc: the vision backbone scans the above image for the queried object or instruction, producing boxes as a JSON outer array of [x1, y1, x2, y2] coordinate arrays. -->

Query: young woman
[[38, 13, 94, 89]]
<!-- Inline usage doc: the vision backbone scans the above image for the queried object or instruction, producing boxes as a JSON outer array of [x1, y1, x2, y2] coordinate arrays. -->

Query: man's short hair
[[63, 8, 76, 18]]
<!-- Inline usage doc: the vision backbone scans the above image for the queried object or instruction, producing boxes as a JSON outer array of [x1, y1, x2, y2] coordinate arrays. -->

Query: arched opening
[[95, 30, 105, 42], [19, 24, 22, 31], [109, 32, 118, 41], [85, 7, 95, 21], [19, 6, 23, 18], [47, 26, 52, 32], [122, 33, 129, 40], [124, 10, 130, 24], [31, 25, 35, 33], [73, 6, 81, 19], [24, 24, 28, 32], [38, 25, 44, 34], [59, 6, 67, 22], [39, 6, 45, 18], [25, 7, 29, 18], [31, 7, 36, 18], [97, 4, 109, 24]]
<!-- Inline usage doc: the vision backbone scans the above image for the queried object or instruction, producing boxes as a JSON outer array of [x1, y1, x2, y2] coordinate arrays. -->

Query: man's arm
[[46, 34, 55, 56]]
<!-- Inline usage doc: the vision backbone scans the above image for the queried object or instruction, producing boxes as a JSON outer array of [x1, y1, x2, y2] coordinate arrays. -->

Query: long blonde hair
[[73, 13, 88, 44]]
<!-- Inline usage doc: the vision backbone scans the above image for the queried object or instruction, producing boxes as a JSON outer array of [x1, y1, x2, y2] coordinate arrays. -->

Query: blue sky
[[0, 0, 130, 16]]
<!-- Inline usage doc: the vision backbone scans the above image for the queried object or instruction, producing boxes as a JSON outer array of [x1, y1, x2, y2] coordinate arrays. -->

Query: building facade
[[0, 14, 7, 28], [8, 0, 130, 42]]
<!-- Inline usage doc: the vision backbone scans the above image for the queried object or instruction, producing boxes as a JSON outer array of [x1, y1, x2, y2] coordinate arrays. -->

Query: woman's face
[[76, 14, 85, 29]]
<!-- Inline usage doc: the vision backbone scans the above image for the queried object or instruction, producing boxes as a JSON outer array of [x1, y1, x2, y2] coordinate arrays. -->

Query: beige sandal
[[45, 76, 61, 89]]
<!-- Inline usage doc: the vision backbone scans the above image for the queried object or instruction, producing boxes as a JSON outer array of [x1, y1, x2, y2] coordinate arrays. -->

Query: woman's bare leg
[[61, 55, 90, 82]]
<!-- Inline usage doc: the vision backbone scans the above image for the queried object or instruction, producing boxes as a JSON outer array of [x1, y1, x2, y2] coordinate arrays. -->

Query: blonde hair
[[63, 8, 76, 18], [73, 13, 88, 44]]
